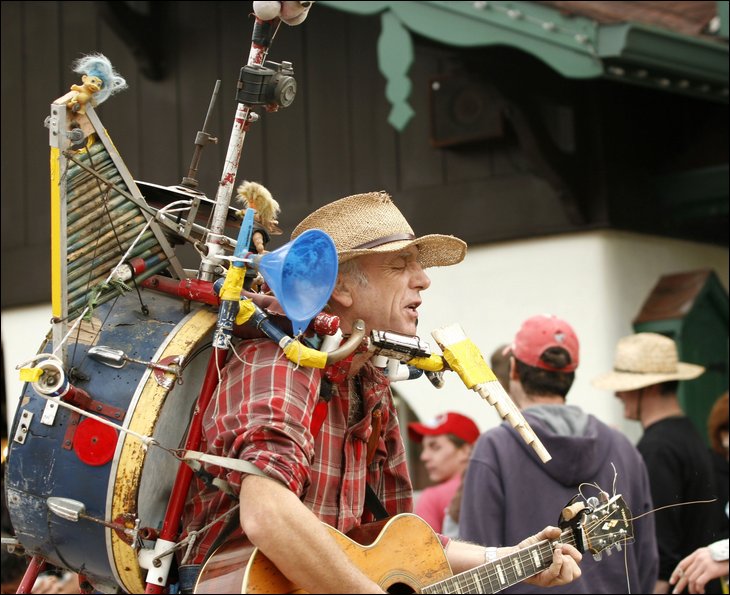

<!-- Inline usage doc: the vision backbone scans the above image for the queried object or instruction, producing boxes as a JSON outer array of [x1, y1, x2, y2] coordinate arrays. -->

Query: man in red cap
[[460, 314, 659, 594], [408, 412, 479, 534]]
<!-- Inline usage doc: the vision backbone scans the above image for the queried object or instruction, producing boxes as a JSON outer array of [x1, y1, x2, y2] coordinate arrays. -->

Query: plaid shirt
[[180, 338, 414, 564]]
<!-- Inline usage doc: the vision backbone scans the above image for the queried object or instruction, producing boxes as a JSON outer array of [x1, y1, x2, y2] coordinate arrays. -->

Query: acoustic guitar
[[195, 494, 632, 594]]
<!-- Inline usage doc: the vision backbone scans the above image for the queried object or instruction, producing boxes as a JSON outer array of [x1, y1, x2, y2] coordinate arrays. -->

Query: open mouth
[[406, 301, 421, 315]]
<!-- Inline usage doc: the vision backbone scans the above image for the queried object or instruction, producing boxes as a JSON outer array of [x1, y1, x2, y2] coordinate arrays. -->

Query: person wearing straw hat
[[460, 314, 658, 594], [593, 332, 726, 594], [180, 192, 582, 593]]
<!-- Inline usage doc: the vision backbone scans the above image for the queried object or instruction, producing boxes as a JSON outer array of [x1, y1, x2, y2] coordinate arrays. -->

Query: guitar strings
[[629, 498, 719, 522]]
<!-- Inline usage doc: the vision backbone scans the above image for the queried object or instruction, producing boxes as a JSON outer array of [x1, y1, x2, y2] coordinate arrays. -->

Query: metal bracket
[[13, 410, 33, 445], [41, 400, 60, 426]]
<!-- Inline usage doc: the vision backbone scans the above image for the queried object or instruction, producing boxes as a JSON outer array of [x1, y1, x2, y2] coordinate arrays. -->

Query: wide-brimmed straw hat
[[592, 332, 704, 392], [291, 191, 467, 268]]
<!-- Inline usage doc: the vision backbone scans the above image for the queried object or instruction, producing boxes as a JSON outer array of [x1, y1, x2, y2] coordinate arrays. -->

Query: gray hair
[[336, 257, 369, 290]]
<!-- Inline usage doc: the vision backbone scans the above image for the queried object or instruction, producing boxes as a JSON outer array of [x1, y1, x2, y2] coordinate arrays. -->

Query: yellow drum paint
[[50, 147, 62, 318]]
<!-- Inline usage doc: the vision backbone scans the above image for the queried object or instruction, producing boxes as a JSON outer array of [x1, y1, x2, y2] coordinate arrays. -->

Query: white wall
[[395, 230, 729, 446], [2, 304, 53, 435], [2, 230, 728, 446]]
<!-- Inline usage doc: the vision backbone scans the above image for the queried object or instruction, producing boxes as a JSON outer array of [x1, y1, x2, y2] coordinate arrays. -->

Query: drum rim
[[106, 306, 217, 593]]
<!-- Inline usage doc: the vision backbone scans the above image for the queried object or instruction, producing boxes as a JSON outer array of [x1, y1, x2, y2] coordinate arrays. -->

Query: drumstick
[[431, 323, 551, 463]]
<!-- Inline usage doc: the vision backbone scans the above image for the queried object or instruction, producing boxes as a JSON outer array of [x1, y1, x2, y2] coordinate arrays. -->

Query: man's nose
[[413, 264, 431, 290]]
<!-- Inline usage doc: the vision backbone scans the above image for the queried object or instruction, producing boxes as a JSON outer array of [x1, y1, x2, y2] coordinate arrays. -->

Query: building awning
[[320, 1, 728, 130]]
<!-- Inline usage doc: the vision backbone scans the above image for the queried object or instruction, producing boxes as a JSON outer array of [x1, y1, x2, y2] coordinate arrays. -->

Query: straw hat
[[291, 191, 466, 268], [592, 332, 704, 392]]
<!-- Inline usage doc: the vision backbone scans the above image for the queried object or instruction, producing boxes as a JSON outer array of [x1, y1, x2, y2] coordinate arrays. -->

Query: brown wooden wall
[[3, 1, 725, 308]]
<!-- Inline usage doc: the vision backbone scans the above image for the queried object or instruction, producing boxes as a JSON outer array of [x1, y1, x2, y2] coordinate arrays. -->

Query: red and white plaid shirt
[[180, 338, 414, 564]]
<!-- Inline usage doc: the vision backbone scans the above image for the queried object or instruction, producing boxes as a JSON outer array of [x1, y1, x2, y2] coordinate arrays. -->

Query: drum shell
[[5, 291, 216, 593]]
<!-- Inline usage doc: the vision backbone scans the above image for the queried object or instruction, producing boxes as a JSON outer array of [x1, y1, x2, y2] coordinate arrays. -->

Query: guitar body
[[195, 494, 632, 594], [195, 513, 452, 594]]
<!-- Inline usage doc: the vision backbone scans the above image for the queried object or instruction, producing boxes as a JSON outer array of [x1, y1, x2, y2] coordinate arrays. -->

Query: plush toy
[[236, 180, 282, 255], [67, 53, 127, 114], [252, 1, 314, 25]]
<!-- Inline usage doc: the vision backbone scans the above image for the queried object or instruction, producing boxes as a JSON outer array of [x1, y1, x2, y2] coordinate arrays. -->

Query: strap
[[182, 450, 283, 485], [365, 483, 389, 521], [351, 232, 415, 250]]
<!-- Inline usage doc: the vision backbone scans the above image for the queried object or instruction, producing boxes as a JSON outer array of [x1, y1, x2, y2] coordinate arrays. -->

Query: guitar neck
[[423, 529, 576, 594]]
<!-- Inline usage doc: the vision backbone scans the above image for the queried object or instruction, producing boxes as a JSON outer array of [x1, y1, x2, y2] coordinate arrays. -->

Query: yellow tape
[[219, 266, 245, 300], [443, 338, 496, 389], [283, 341, 328, 369], [235, 298, 256, 326], [50, 147, 62, 318], [408, 354, 445, 372], [19, 368, 43, 382]]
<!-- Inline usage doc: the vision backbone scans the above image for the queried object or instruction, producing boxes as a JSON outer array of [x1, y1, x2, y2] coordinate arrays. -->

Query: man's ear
[[509, 357, 518, 380], [330, 279, 353, 308]]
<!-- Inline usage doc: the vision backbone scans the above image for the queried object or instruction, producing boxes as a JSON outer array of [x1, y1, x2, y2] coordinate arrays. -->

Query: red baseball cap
[[408, 412, 480, 444], [511, 314, 579, 372]]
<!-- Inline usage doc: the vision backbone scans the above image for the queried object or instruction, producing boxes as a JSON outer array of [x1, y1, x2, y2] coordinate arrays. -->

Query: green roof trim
[[320, 1, 728, 130]]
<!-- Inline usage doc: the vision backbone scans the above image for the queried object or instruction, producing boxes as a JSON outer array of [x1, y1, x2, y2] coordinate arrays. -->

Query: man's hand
[[670, 546, 729, 594], [519, 526, 583, 588]]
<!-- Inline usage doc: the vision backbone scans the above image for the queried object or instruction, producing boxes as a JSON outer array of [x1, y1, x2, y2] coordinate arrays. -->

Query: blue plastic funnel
[[254, 229, 338, 335]]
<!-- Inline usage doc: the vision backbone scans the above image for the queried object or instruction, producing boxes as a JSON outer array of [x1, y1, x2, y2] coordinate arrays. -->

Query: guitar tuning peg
[[593, 552, 603, 562], [586, 496, 600, 509], [606, 547, 613, 556], [615, 543, 622, 552]]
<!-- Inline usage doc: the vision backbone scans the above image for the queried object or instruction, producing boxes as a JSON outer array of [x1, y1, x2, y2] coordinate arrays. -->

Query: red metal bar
[[141, 275, 220, 306], [143, 347, 228, 593], [16, 555, 46, 594]]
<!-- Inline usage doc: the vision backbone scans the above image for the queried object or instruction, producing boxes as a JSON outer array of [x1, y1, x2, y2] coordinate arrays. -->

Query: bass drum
[[5, 291, 217, 593]]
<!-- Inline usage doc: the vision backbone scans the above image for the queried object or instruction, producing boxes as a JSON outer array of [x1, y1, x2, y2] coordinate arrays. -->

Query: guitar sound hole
[[387, 582, 415, 594]]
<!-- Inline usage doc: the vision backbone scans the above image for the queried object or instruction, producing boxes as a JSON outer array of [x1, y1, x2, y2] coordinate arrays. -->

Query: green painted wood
[[322, 0, 728, 130]]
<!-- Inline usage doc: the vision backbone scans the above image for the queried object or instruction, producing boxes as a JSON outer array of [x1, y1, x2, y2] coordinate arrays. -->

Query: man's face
[[346, 247, 431, 335], [615, 389, 641, 420]]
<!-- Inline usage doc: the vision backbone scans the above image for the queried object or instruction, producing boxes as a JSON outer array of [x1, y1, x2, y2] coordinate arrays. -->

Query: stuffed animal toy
[[67, 53, 127, 114], [252, 1, 314, 25]]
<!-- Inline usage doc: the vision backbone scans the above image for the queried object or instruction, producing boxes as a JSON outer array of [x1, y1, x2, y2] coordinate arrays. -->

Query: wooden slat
[[178, 1, 223, 201], [24, 1, 61, 260], [347, 11, 398, 194], [399, 43, 444, 191], [0, 1, 24, 256], [304, 6, 353, 203]]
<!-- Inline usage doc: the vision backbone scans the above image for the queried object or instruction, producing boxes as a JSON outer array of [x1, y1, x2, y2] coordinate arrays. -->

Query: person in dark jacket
[[461, 315, 659, 594]]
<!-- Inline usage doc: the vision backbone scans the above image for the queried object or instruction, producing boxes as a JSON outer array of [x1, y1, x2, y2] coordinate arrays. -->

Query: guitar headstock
[[578, 494, 634, 561]]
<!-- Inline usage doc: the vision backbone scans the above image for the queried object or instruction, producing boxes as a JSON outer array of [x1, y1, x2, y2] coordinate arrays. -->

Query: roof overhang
[[320, 1, 729, 130]]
